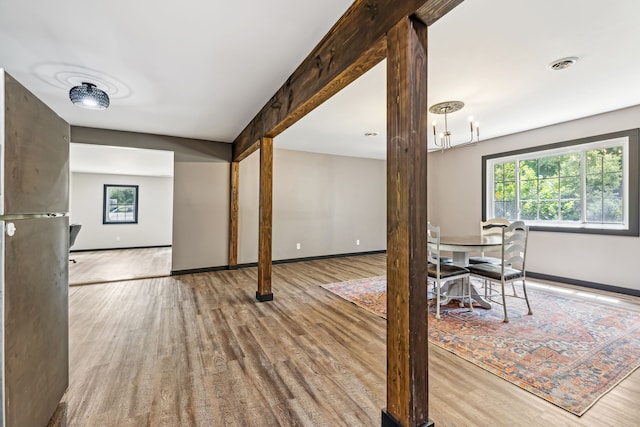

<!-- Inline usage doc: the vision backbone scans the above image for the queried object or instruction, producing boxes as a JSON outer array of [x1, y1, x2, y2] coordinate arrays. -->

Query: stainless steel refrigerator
[[0, 70, 69, 426]]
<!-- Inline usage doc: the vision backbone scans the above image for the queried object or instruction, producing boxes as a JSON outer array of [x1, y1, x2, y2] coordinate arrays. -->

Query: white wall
[[172, 162, 230, 271], [239, 148, 386, 264], [427, 105, 640, 291], [70, 172, 173, 250]]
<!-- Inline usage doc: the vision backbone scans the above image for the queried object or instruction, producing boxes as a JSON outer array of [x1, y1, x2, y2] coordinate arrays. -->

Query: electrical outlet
[[296, 243, 301, 250], [116, 236, 121, 242], [356, 239, 360, 245]]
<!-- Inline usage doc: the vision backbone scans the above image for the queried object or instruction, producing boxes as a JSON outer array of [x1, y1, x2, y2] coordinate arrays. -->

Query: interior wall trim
[[171, 265, 229, 276], [70, 244, 171, 253], [527, 271, 640, 297], [170, 250, 387, 276]]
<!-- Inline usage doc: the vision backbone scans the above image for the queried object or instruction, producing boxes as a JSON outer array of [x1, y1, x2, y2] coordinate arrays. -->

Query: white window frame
[[482, 129, 639, 236]]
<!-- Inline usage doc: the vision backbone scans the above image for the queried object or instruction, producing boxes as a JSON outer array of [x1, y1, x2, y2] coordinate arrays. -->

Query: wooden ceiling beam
[[232, 0, 463, 162]]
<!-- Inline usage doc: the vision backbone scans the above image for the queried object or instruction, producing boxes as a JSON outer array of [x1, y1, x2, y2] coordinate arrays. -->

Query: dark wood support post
[[228, 161, 239, 268], [257, 137, 274, 302], [382, 16, 430, 427]]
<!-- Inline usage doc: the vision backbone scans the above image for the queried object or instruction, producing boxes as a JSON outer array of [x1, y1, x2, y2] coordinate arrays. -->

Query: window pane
[[539, 201, 559, 220], [586, 174, 603, 195], [539, 178, 559, 199], [503, 181, 516, 201], [494, 202, 504, 218], [603, 172, 623, 197], [586, 149, 603, 174], [103, 185, 138, 224], [602, 146, 623, 172], [520, 200, 538, 220], [493, 163, 503, 182], [503, 201, 517, 220], [520, 179, 538, 200], [560, 177, 580, 199], [586, 197, 603, 222], [494, 182, 504, 201], [560, 200, 581, 221], [603, 198, 623, 223], [519, 159, 537, 180], [538, 156, 559, 178], [503, 162, 516, 181], [559, 154, 580, 177]]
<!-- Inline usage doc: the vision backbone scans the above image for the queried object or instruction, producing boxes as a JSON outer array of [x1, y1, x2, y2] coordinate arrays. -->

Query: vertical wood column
[[228, 161, 239, 268], [257, 137, 274, 302], [383, 16, 430, 427]]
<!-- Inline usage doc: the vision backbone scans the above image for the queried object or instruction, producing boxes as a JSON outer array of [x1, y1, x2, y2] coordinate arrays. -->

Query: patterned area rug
[[321, 276, 640, 416]]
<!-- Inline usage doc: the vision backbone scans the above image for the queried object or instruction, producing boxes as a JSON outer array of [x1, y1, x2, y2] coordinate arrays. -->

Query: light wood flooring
[[58, 253, 640, 426], [69, 247, 172, 285]]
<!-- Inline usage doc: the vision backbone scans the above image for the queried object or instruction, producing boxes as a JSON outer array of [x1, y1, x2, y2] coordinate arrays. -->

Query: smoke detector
[[548, 57, 579, 71]]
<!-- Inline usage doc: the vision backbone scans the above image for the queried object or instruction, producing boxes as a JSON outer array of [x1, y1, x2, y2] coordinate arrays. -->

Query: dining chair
[[467, 221, 532, 323], [468, 217, 511, 265], [427, 223, 472, 320], [426, 221, 453, 264]]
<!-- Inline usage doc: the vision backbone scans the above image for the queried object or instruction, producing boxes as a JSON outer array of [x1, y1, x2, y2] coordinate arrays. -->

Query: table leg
[[437, 250, 492, 309], [451, 250, 469, 267], [439, 279, 492, 310]]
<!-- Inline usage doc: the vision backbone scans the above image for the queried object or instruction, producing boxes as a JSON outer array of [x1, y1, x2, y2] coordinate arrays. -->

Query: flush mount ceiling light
[[548, 56, 579, 71], [69, 82, 110, 110], [429, 101, 480, 150]]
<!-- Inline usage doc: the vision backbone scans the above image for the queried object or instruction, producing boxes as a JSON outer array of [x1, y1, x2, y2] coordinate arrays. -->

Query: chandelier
[[429, 101, 479, 150]]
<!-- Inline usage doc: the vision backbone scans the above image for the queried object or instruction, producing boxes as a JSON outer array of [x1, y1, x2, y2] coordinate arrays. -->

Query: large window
[[103, 184, 139, 224], [483, 129, 639, 236]]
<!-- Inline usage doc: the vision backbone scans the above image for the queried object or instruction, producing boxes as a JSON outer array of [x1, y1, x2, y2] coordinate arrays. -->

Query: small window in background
[[103, 184, 139, 224]]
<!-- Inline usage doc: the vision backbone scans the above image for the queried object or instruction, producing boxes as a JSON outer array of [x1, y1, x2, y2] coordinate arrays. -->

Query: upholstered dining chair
[[468, 217, 511, 265], [427, 223, 472, 320], [467, 221, 532, 323]]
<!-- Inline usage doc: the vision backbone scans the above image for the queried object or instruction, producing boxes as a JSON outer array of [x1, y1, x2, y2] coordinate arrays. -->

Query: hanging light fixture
[[69, 82, 110, 110], [429, 100, 479, 150]]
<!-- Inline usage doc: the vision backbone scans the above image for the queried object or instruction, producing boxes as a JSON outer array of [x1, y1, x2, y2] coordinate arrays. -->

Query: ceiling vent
[[548, 57, 579, 71]]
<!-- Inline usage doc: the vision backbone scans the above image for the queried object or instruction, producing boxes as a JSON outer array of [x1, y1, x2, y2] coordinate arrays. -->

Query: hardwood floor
[[59, 253, 640, 426], [69, 247, 172, 285]]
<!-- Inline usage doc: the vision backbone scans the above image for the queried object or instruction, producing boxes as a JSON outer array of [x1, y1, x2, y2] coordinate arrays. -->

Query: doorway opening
[[69, 143, 173, 285]]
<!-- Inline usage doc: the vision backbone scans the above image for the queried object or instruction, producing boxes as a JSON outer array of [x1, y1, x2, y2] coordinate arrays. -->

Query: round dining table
[[438, 234, 502, 266]]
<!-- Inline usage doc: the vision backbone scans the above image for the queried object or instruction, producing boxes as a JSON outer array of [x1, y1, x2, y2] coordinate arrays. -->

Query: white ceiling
[[278, 0, 640, 158], [0, 0, 352, 141], [2, 0, 640, 161]]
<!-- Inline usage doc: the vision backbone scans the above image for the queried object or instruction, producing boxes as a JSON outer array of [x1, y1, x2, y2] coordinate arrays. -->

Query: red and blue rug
[[321, 276, 640, 416]]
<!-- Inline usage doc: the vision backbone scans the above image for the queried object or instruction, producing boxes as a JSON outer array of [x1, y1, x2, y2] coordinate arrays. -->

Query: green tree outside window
[[491, 146, 624, 225]]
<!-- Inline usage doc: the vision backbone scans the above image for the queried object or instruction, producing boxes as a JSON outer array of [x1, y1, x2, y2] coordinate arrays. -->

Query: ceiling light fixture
[[69, 82, 110, 110], [429, 101, 480, 150], [548, 56, 579, 71]]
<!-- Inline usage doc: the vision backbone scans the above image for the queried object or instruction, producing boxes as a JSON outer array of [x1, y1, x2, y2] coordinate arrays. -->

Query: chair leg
[[511, 281, 520, 297], [484, 279, 494, 300], [435, 279, 441, 320], [522, 279, 533, 315], [467, 277, 474, 312], [501, 282, 509, 323]]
